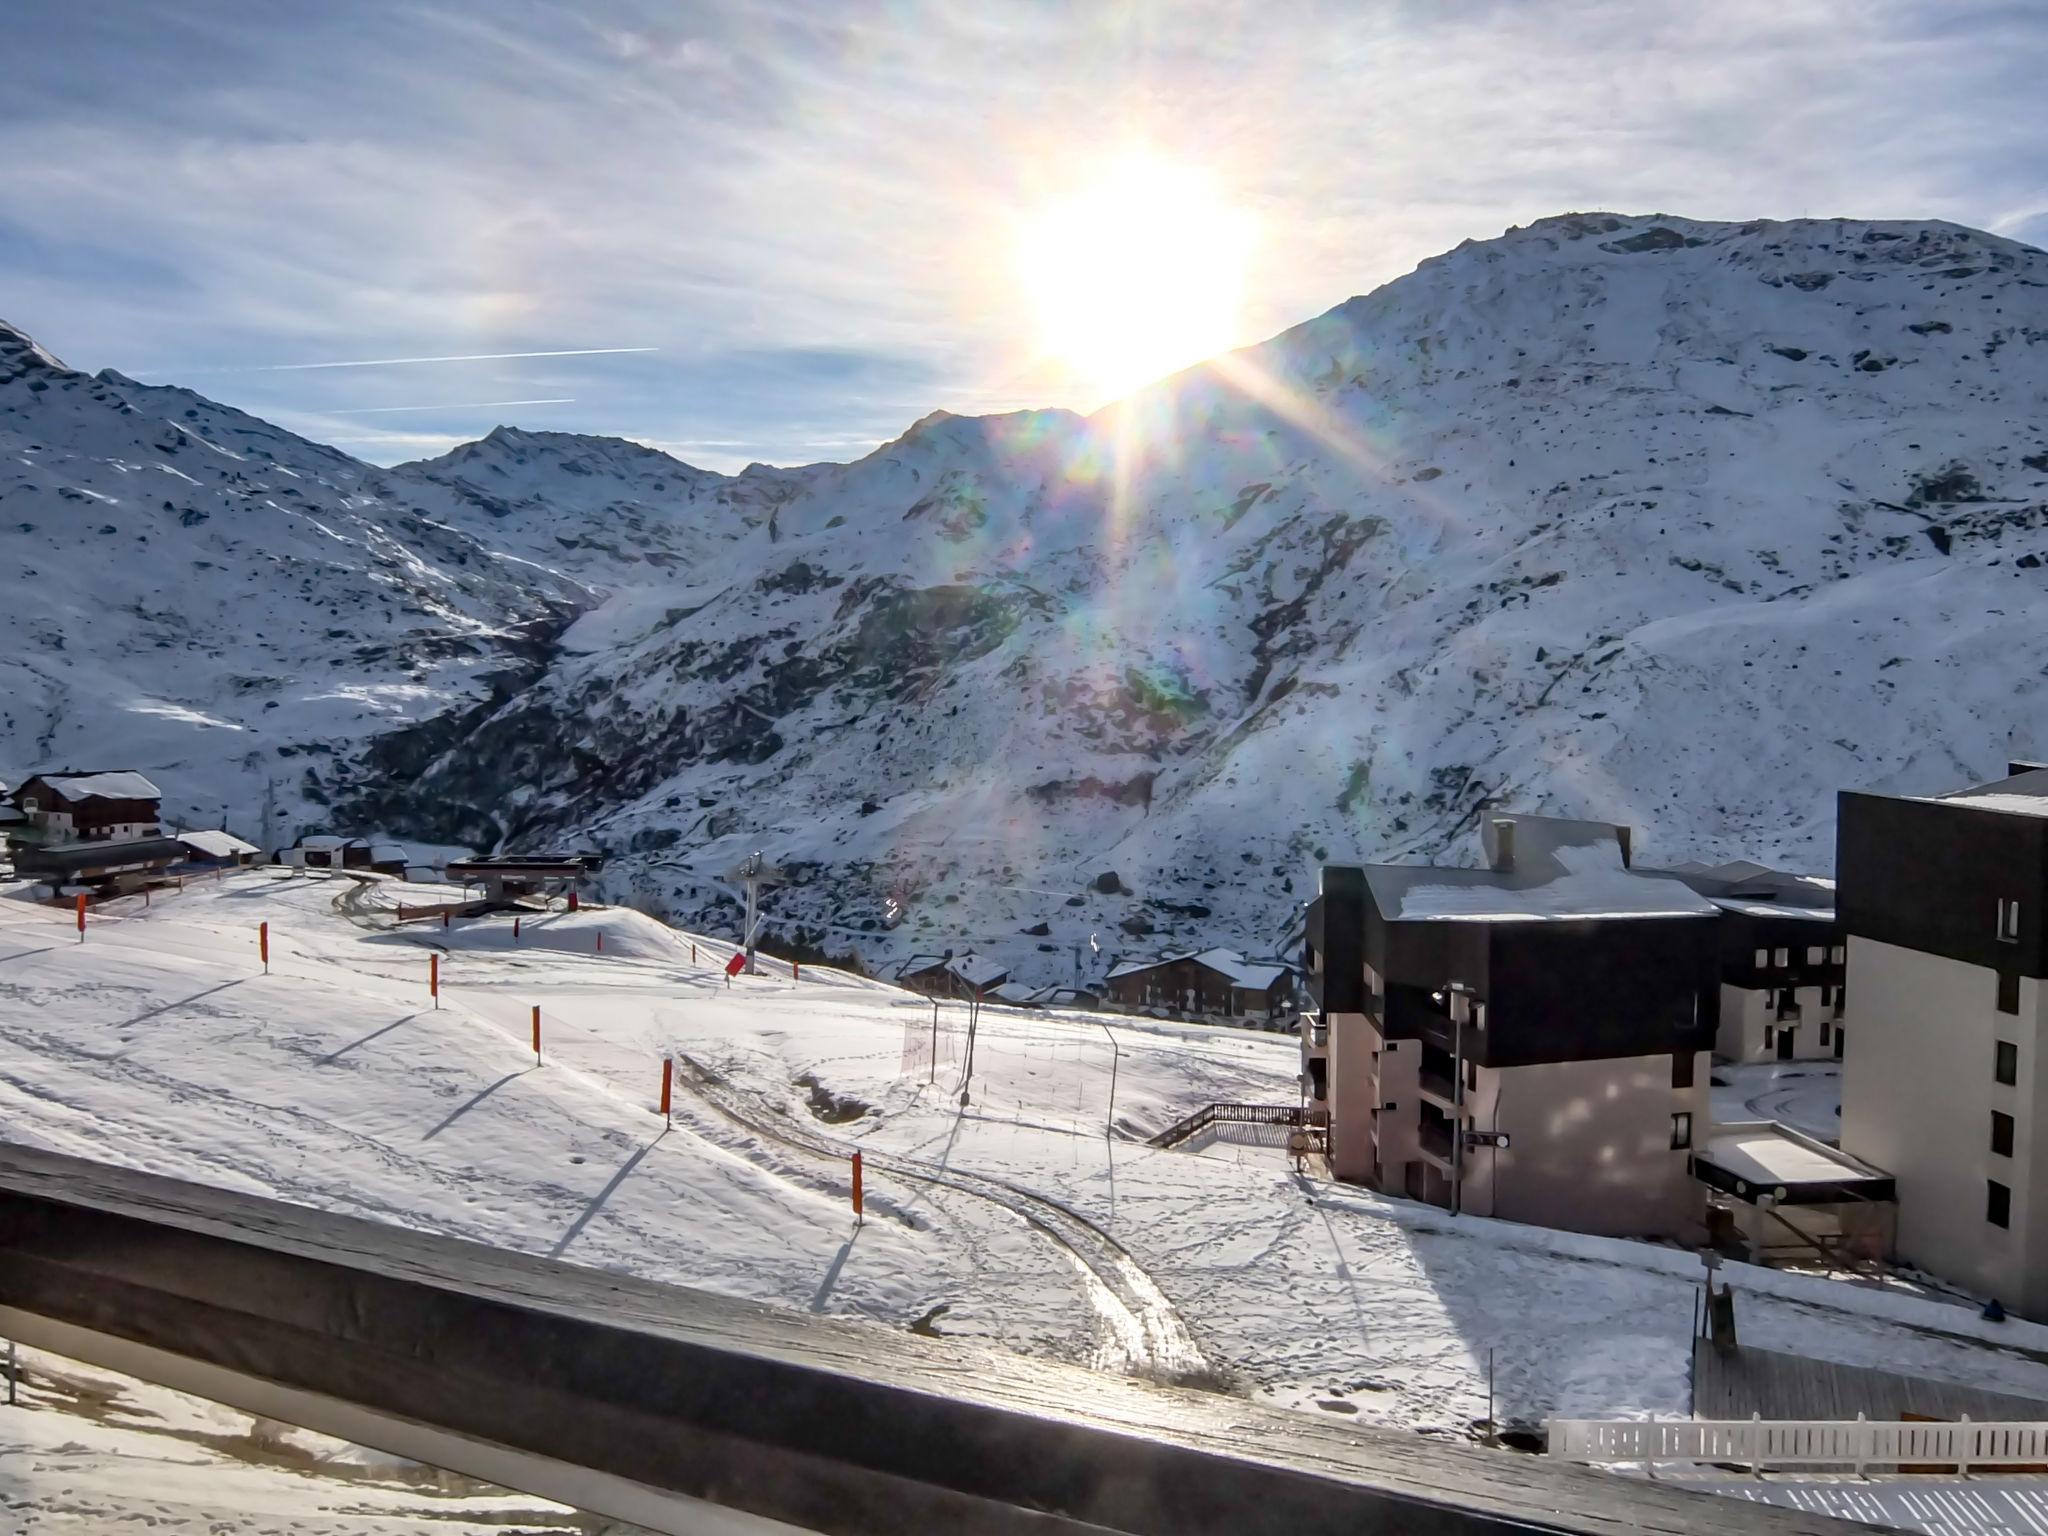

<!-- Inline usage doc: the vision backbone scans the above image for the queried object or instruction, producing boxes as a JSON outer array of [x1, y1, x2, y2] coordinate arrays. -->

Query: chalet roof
[[1364, 816, 1717, 924], [297, 835, 367, 850], [897, 953, 1009, 988], [371, 844, 409, 863], [1107, 947, 1291, 989], [177, 830, 260, 859], [33, 771, 162, 801]]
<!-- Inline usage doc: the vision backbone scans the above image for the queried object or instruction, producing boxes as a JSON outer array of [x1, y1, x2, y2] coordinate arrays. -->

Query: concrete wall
[[1456, 1051, 1708, 1242], [1841, 936, 2048, 1316], [1325, 1010, 1376, 1182], [1715, 983, 1843, 1063]]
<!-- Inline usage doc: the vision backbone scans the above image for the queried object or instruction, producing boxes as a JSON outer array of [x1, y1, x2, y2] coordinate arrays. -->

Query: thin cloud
[[328, 397, 576, 415], [213, 347, 656, 373]]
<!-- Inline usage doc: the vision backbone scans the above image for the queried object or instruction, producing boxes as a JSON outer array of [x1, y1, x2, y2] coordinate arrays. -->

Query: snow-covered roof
[[297, 834, 365, 850], [1108, 948, 1291, 989], [1920, 768, 2048, 817], [36, 771, 161, 801], [178, 830, 259, 859], [945, 953, 1009, 988], [898, 952, 1010, 988], [1695, 1121, 1892, 1192], [1367, 820, 1718, 924], [371, 844, 409, 863], [1660, 860, 1835, 922]]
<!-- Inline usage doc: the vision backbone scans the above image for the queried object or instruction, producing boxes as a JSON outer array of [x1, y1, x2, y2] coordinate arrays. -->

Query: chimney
[[1484, 816, 1516, 873]]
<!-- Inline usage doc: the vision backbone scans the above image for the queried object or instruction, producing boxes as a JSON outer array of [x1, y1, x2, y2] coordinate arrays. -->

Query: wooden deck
[[1695, 1338, 2048, 1423]]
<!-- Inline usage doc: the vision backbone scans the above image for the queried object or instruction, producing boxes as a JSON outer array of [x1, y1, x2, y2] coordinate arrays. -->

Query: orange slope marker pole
[[531, 1004, 541, 1064], [597, 931, 604, 954], [259, 921, 269, 975], [430, 953, 440, 1009], [75, 893, 86, 943], [660, 1057, 673, 1125], [851, 1150, 863, 1225]]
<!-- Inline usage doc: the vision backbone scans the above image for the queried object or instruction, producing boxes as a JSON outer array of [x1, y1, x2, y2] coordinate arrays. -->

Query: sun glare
[[1015, 152, 1256, 406]]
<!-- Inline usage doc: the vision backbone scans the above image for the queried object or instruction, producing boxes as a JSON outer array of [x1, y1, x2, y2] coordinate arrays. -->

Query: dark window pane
[[1672, 1051, 1695, 1089], [1989, 1180, 2012, 1228], [1993, 1111, 2015, 1158], [1998, 1040, 2019, 1086]]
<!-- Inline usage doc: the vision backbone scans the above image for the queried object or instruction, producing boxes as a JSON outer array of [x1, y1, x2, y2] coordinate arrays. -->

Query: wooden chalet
[[1104, 947, 1295, 1021], [11, 771, 163, 843]]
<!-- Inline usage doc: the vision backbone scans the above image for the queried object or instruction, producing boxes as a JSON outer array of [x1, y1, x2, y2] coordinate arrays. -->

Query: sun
[[1014, 151, 1256, 406]]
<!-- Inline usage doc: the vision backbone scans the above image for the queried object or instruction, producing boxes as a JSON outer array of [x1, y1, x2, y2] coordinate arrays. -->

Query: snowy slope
[[378, 213, 2048, 980], [0, 322, 573, 840], [8, 871, 2048, 1439], [7, 212, 2048, 983]]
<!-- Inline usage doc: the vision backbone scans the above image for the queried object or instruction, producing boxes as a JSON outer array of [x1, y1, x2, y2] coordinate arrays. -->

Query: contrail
[[328, 398, 577, 415], [172, 347, 658, 374]]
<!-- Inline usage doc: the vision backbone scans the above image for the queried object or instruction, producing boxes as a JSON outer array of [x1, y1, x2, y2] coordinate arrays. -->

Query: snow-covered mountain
[[7, 212, 2048, 980], [0, 322, 584, 839]]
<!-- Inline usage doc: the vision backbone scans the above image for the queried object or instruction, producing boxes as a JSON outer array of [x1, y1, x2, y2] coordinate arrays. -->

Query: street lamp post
[[1444, 981, 1477, 1217], [1097, 1019, 1121, 1138]]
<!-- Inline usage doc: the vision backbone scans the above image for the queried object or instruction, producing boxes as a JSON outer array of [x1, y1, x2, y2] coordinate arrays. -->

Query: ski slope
[[5, 871, 2048, 1445]]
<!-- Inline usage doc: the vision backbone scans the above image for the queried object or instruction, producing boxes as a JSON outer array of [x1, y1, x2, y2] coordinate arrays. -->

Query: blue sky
[[4, 0, 2044, 471]]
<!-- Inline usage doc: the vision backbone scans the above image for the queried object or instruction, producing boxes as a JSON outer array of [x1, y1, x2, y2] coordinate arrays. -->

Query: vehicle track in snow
[[672, 1053, 1209, 1380]]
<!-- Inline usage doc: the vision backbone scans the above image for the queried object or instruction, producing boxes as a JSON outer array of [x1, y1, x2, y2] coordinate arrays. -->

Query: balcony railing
[[1417, 1068, 1457, 1108], [1418, 1115, 1454, 1164]]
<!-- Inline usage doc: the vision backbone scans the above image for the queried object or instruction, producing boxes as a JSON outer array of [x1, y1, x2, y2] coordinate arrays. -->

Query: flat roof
[[1692, 1121, 1894, 1205], [1365, 855, 1717, 924], [1911, 766, 2048, 818]]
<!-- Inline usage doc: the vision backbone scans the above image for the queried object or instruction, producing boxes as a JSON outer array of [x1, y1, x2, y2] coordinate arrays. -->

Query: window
[[1999, 898, 2022, 944], [1997, 1040, 2019, 1086], [1993, 1111, 2016, 1158], [1670, 1112, 1693, 1150], [1472, 1001, 1487, 1031], [1807, 946, 1825, 965], [1764, 1025, 1776, 1049], [1465, 1061, 1478, 1090], [1989, 1180, 2012, 1229], [1831, 945, 1846, 964], [1773, 948, 1789, 967], [1999, 969, 2021, 1016], [1672, 1051, 1695, 1089], [1754, 947, 1769, 969], [1819, 1020, 1831, 1047]]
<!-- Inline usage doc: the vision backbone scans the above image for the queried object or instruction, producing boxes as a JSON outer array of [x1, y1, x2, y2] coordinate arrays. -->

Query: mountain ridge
[[5, 211, 2047, 982]]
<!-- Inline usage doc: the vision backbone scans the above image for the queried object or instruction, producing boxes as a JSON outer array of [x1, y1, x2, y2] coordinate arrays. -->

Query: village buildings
[[896, 952, 1010, 999], [1303, 813, 1720, 1242], [1836, 762, 2048, 1317], [1666, 860, 1847, 1064], [10, 771, 163, 843], [1104, 947, 1295, 1023]]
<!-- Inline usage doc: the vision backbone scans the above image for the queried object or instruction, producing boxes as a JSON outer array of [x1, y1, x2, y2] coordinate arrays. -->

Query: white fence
[[1549, 1416, 2048, 1475]]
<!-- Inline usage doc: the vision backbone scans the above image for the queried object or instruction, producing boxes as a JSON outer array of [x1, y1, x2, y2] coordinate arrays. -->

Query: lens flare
[[1014, 150, 1256, 406]]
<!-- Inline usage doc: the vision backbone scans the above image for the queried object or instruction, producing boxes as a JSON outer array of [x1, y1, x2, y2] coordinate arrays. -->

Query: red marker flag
[[725, 951, 747, 978]]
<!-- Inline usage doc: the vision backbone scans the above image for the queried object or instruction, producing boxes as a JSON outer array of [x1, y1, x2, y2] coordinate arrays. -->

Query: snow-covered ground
[[0, 1344, 598, 1534], [1711, 1062, 1844, 1144], [7, 869, 2048, 1476]]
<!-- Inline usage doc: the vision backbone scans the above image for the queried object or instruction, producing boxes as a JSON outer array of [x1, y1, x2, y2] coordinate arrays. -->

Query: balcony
[[1418, 1113, 1455, 1168], [1418, 1068, 1457, 1109]]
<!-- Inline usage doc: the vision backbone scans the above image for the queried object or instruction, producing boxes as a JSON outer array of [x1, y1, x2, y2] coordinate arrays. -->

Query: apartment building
[[1838, 762, 2048, 1316], [1667, 861, 1846, 1063], [1302, 813, 1719, 1242]]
